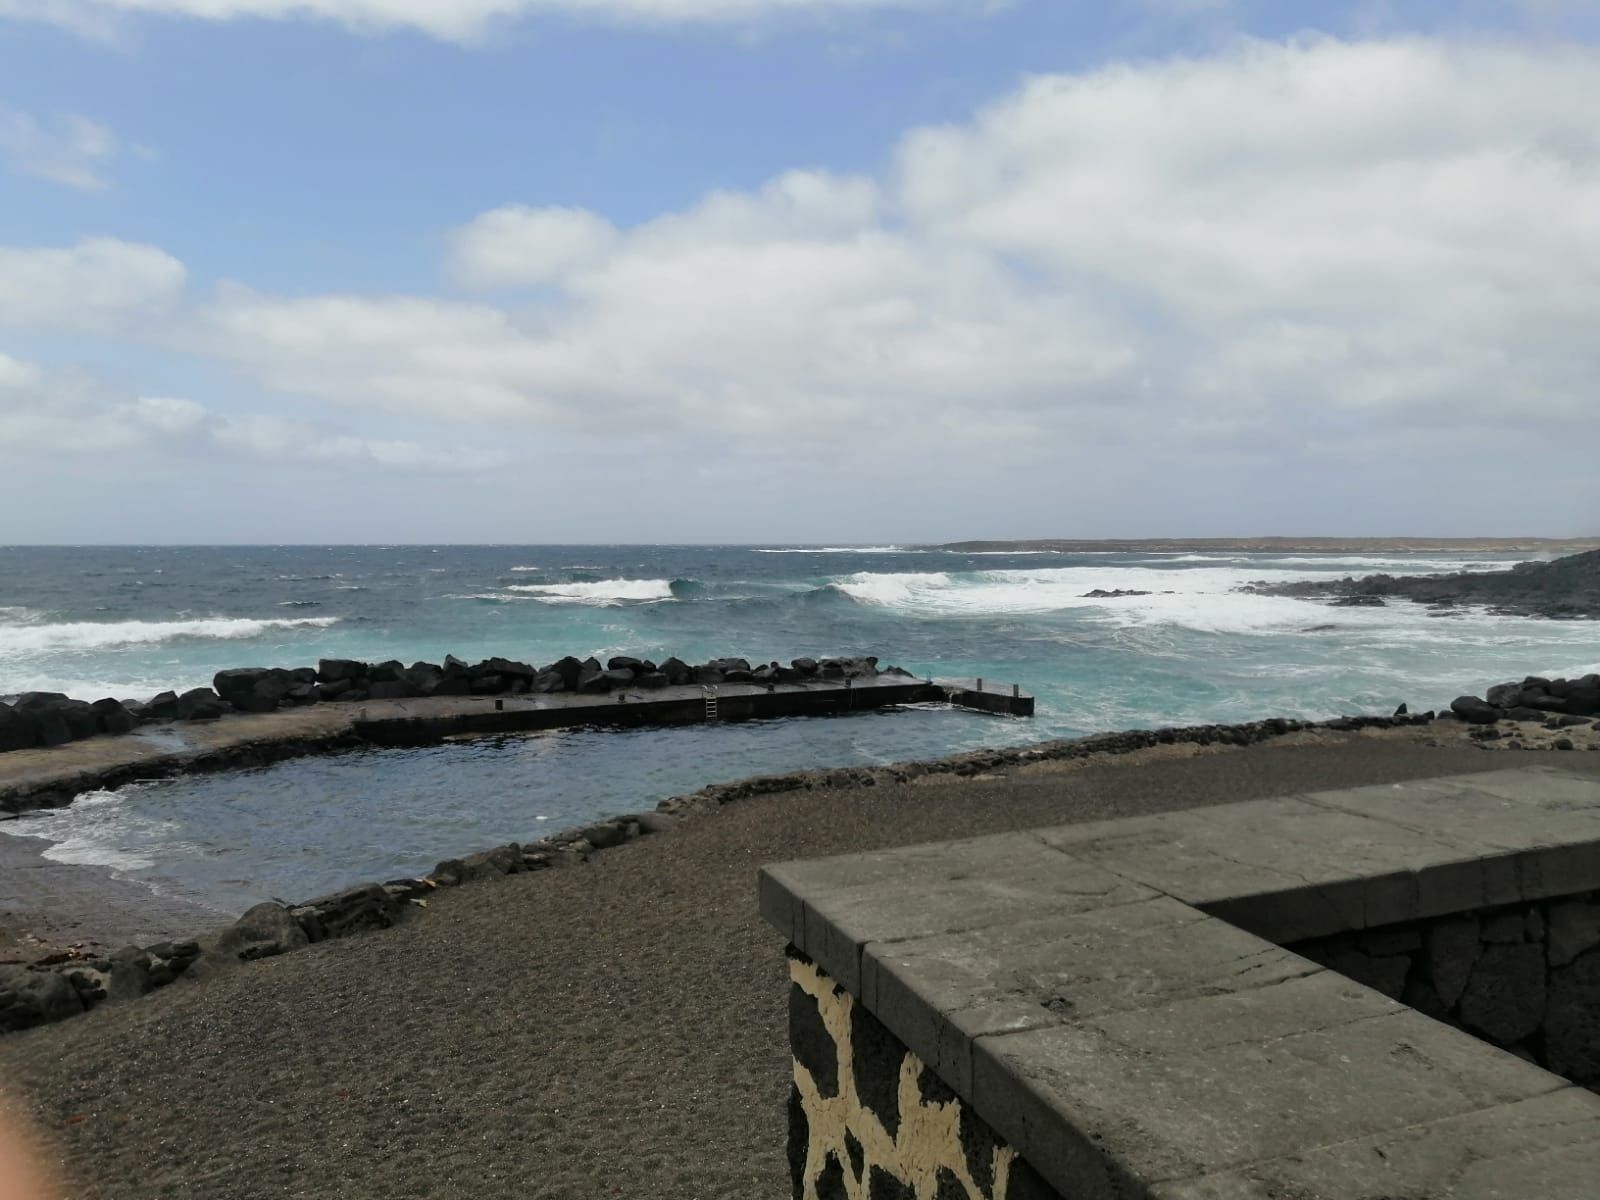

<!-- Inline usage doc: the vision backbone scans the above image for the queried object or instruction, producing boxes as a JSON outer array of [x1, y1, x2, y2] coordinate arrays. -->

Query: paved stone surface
[[1152, 1088, 1600, 1200], [764, 833, 1155, 993], [861, 896, 1317, 1094], [974, 1005, 1566, 1196], [1034, 796, 1497, 941]]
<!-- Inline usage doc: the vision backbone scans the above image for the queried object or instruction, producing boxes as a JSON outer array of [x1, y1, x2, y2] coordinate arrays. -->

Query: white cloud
[[185, 38, 1600, 478], [10, 35, 1599, 509], [0, 106, 119, 190], [0, 0, 961, 41], [0, 237, 186, 331], [451, 207, 620, 288], [0, 352, 501, 470]]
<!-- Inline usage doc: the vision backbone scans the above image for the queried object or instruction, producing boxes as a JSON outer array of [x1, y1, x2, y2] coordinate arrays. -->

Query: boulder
[[16, 696, 72, 746], [607, 656, 645, 675], [104, 946, 156, 1002], [1450, 695, 1500, 725], [580, 668, 633, 694], [573, 821, 631, 850], [315, 678, 353, 702], [144, 690, 179, 719], [217, 902, 309, 961], [476, 657, 536, 682], [0, 966, 84, 1033], [545, 656, 584, 690], [289, 667, 318, 685], [283, 683, 318, 706], [693, 665, 725, 685], [213, 667, 275, 706], [1522, 691, 1569, 713], [54, 699, 98, 740], [291, 884, 400, 942], [176, 688, 227, 721], [1486, 682, 1524, 708], [317, 658, 368, 684], [1565, 686, 1600, 717], [432, 844, 523, 886], [659, 657, 693, 686], [791, 657, 819, 676], [469, 674, 506, 694], [532, 671, 566, 694], [90, 697, 137, 735], [0, 703, 36, 751], [368, 660, 406, 683], [710, 657, 752, 674], [442, 654, 470, 676], [367, 681, 412, 700], [402, 663, 442, 694], [239, 671, 291, 714]]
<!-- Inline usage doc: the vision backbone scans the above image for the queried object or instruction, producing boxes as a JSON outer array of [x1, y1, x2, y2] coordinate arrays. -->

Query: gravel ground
[[2, 732, 1593, 1200]]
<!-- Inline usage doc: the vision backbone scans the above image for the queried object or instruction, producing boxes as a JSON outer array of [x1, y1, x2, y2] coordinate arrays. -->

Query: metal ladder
[[703, 686, 719, 723]]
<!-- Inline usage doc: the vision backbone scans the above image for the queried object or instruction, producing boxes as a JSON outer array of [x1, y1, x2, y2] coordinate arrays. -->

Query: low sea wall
[[761, 765, 1600, 1198]]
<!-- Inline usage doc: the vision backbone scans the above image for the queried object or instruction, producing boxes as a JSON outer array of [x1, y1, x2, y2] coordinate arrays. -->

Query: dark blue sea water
[[2, 544, 1594, 915]]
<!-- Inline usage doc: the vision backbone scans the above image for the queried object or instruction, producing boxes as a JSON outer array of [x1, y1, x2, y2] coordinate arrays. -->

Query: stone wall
[[787, 951, 1062, 1200], [1291, 890, 1600, 1088]]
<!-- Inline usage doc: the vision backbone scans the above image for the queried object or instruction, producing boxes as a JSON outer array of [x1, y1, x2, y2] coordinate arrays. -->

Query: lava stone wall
[[786, 951, 1063, 1200], [1290, 890, 1600, 1088]]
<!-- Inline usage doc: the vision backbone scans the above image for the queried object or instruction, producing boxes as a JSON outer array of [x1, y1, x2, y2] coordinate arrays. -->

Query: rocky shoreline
[[1247, 547, 1600, 620], [0, 651, 903, 758], [0, 702, 1486, 1038]]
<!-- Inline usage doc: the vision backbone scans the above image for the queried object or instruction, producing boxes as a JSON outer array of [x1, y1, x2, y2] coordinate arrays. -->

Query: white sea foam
[[755, 546, 920, 555], [828, 563, 1577, 640], [0, 615, 340, 654], [506, 579, 674, 605]]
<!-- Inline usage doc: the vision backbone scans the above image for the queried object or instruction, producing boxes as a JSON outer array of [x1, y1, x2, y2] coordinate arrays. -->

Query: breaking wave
[[506, 579, 678, 605], [0, 616, 340, 654]]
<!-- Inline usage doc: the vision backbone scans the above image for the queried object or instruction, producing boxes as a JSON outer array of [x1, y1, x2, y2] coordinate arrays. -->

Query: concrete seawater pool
[[0, 704, 1017, 916]]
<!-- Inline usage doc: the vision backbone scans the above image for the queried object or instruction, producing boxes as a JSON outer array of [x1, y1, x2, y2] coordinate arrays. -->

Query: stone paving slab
[[860, 896, 1319, 1094], [1034, 796, 1502, 941], [1152, 1087, 1600, 1200], [763, 833, 1156, 993], [973, 1003, 1568, 1197]]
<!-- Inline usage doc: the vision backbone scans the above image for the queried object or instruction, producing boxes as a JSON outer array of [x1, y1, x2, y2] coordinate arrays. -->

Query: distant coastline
[[928, 536, 1600, 554]]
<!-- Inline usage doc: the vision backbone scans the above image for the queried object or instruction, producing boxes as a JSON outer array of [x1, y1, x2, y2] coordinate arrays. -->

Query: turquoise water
[[2, 544, 1595, 914]]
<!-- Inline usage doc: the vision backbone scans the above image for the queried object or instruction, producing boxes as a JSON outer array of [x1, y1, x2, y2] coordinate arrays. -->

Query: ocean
[[2, 543, 1595, 916]]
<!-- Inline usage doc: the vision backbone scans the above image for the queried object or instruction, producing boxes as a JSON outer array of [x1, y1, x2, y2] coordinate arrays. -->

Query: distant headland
[[927, 536, 1600, 554]]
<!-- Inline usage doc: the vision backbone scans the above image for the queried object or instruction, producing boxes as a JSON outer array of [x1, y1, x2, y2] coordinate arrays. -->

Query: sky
[[0, 0, 1597, 544]]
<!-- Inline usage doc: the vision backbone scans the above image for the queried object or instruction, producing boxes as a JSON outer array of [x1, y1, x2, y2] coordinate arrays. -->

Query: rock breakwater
[[0, 652, 904, 757]]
